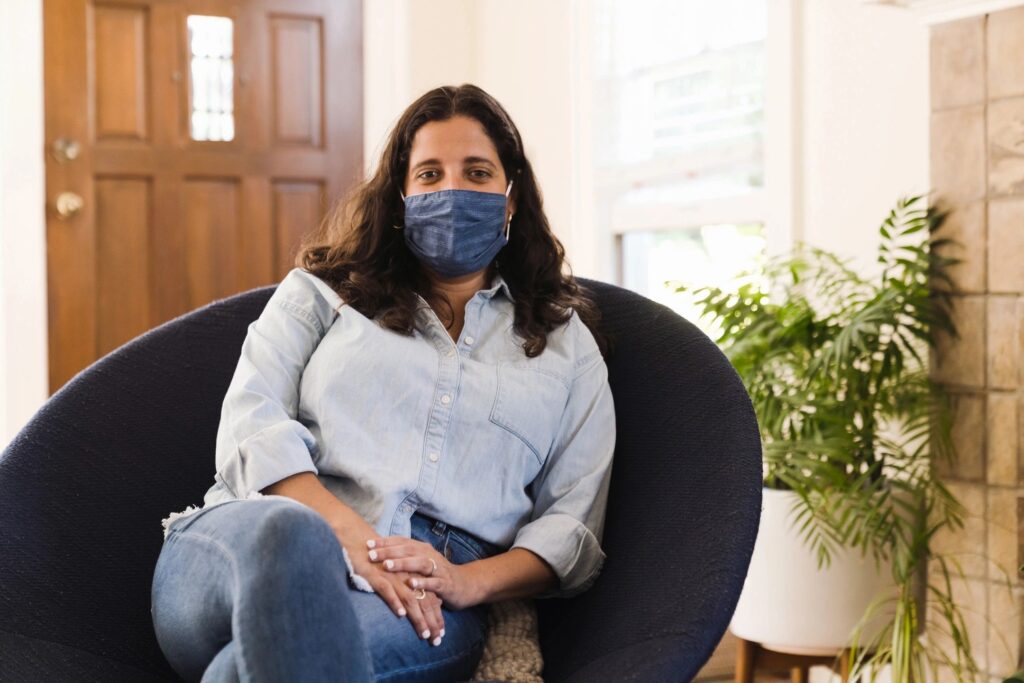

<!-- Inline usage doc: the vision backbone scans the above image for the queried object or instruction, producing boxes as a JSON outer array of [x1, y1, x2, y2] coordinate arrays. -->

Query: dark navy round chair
[[0, 277, 761, 682]]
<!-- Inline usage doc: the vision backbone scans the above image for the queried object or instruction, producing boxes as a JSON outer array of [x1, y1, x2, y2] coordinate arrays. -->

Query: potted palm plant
[[676, 194, 980, 681]]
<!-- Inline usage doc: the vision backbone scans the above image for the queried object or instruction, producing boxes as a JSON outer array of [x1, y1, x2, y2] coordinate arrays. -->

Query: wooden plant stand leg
[[735, 637, 757, 683], [734, 636, 853, 683]]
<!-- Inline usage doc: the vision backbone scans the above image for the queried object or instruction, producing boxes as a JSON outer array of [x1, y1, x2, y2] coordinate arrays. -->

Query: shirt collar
[[415, 270, 515, 308], [479, 270, 515, 304]]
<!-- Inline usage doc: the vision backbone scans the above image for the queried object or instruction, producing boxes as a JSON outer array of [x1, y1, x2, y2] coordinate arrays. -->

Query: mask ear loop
[[504, 179, 514, 240]]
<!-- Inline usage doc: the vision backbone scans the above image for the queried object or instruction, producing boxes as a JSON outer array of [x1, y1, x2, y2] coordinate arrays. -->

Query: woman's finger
[[401, 586, 433, 642], [404, 583, 443, 644], [368, 536, 432, 552], [432, 594, 445, 628], [423, 592, 444, 643], [383, 556, 437, 575], [421, 592, 444, 645], [408, 576, 444, 594], [372, 578, 407, 618], [427, 596, 445, 645], [375, 542, 435, 561], [368, 545, 415, 562], [419, 594, 442, 644]]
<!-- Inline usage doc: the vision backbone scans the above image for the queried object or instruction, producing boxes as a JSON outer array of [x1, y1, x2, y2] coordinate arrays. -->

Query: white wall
[[801, 0, 931, 276], [473, 1, 584, 276], [0, 0, 47, 450]]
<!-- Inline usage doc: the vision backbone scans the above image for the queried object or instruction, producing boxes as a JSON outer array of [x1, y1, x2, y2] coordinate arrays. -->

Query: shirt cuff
[[511, 512, 607, 599], [217, 421, 320, 498]]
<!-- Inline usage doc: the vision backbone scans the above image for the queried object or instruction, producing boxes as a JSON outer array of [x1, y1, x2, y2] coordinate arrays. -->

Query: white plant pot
[[730, 488, 897, 655]]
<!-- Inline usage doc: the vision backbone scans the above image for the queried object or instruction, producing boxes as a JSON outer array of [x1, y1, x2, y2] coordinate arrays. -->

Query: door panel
[[270, 15, 323, 147], [44, 0, 363, 393], [92, 5, 150, 141]]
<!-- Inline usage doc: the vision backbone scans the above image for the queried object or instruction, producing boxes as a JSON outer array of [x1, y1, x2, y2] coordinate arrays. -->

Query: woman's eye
[[470, 169, 492, 179], [418, 170, 438, 180]]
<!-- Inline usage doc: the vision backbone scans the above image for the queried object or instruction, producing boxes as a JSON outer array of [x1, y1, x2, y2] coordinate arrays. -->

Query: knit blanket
[[472, 598, 543, 683]]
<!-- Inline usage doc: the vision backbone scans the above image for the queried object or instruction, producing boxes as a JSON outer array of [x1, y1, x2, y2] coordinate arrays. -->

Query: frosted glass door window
[[187, 15, 234, 142]]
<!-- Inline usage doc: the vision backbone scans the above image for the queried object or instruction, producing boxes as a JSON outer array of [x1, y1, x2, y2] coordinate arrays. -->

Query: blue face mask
[[399, 180, 514, 278]]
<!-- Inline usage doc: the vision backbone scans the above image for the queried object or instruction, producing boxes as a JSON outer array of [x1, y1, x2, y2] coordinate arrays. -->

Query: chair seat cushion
[[0, 630, 174, 682]]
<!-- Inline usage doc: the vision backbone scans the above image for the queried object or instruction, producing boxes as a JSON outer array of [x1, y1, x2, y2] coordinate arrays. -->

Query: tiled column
[[930, 7, 1024, 679]]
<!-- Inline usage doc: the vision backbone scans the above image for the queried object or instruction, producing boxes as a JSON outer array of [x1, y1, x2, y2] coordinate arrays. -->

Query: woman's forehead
[[409, 116, 500, 166]]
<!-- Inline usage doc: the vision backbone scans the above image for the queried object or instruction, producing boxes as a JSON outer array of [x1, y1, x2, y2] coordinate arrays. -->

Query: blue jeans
[[151, 497, 501, 682]]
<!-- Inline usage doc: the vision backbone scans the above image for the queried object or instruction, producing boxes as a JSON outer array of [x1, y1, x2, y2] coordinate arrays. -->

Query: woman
[[151, 83, 616, 682]]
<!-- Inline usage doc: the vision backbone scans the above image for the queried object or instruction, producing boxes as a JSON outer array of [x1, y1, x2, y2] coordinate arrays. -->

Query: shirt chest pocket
[[488, 362, 571, 466]]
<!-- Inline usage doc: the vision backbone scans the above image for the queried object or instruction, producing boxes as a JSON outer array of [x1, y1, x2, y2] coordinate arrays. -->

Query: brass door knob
[[54, 192, 84, 219]]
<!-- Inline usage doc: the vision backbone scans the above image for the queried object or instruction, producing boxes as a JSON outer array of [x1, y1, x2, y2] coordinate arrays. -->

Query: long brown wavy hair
[[295, 83, 610, 359]]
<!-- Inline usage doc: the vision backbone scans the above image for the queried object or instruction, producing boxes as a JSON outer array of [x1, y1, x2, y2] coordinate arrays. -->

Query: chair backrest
[[0, 277, 761, 682], [537, 278, 762, 682]]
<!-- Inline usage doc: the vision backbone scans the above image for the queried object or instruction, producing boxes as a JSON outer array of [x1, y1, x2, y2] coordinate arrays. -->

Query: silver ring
[[427, 558, 437, 576]]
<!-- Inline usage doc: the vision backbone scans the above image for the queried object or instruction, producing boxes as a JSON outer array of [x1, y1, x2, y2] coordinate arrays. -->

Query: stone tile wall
[[930, 7, 1024, 679]]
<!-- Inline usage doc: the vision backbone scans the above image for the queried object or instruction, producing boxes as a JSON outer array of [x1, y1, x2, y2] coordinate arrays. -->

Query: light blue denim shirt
[[161, 266, 616, 599]]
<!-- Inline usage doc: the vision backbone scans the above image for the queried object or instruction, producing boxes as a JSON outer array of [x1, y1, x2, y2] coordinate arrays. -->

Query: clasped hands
[[346, 534, 478, 648]]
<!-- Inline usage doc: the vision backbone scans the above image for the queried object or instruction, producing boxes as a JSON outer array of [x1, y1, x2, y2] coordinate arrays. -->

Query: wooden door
[[43, 0, 362, 393]]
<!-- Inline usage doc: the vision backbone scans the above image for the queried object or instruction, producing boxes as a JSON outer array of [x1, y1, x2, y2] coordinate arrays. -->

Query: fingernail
[[398, 608, 407, 616], [411, 579, 419, 588], [432, 636, 442, 646], [439, 629, 445, 637], [369, 550, 377, 560], [366, 539, 376, 549], [421, 629, 430, 639], [385, 559, 394, 569]]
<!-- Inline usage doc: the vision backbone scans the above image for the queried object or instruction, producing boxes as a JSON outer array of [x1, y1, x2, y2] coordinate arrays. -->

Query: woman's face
[[403, 115, 516, 218]]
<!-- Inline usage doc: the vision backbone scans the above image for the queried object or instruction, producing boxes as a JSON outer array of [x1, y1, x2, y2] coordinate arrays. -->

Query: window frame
[[568, 0, 803, 284]]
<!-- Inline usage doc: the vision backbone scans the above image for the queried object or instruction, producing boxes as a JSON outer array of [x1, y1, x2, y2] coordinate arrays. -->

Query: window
[[621, 223, 766, 334], [590, 0, 768, 333]]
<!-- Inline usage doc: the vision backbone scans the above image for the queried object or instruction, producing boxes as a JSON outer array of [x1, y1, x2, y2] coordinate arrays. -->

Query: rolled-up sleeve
[[214, 268, 342, 499], [510, 349, 616, 599]]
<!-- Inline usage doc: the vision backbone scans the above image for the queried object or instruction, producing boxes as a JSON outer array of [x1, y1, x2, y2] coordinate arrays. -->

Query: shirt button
[[428, 452, 439, 462], [464, 336, 474, 345], [440, 394, 451, 404], [447, 348, 455, 357]]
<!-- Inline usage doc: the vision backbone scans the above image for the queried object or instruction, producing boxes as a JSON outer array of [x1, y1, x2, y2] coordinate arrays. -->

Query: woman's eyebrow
[[411, 156, 496, 171]]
